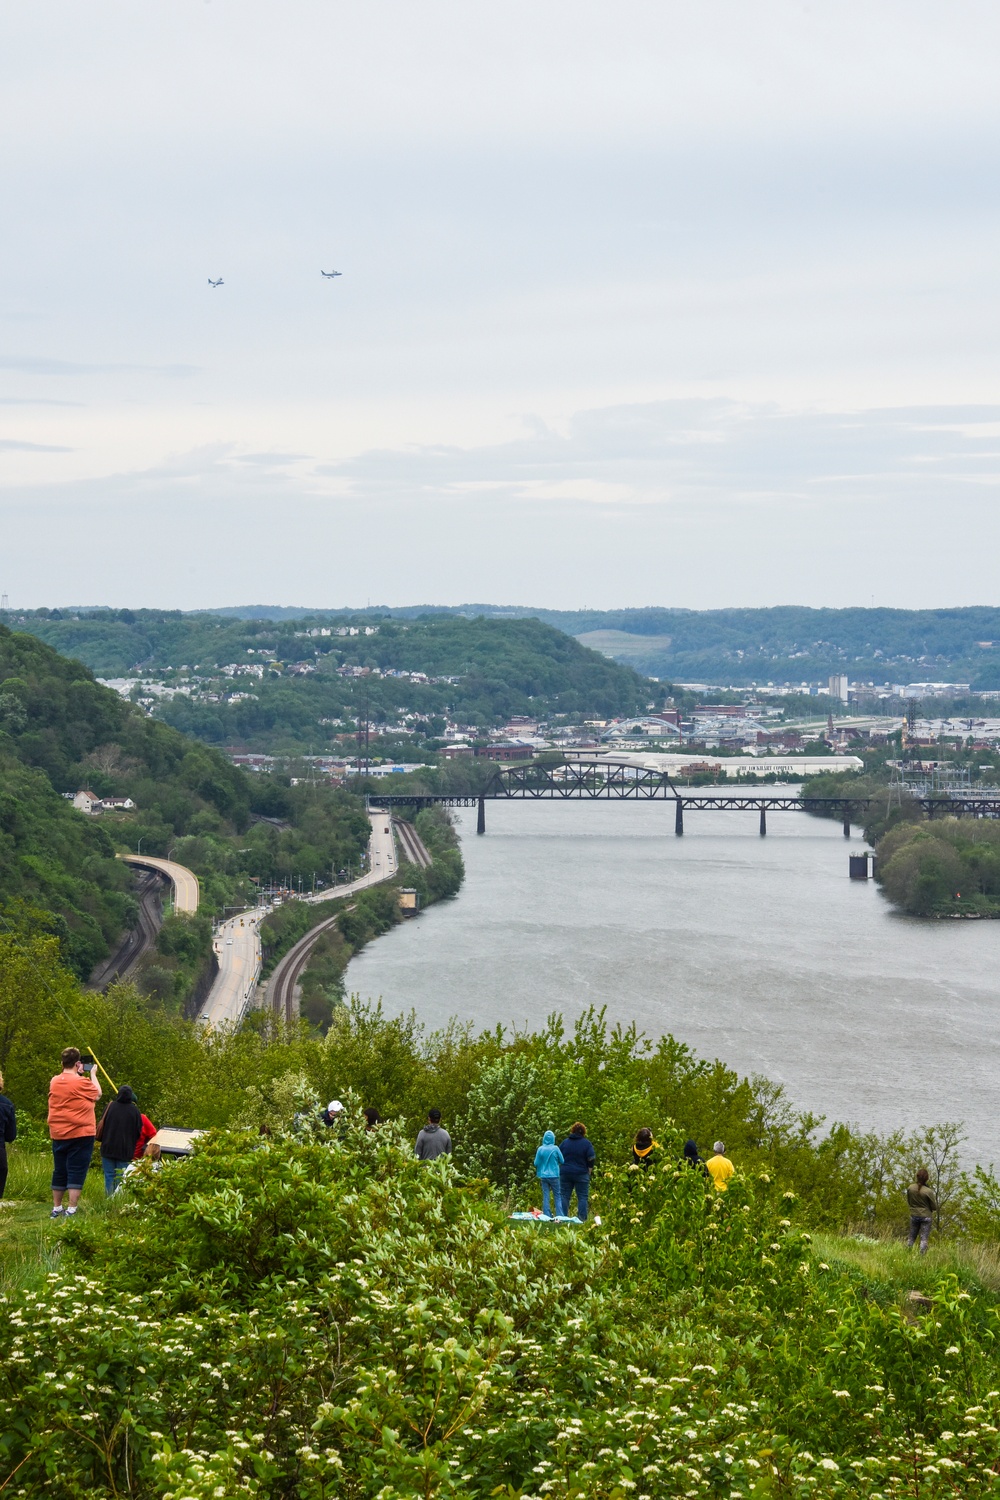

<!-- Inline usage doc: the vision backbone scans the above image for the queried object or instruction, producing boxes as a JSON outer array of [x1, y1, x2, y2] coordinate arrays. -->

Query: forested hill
[[0, 628, 370, 981], [10, 612, 656, 750], [16, 603, 1000, 689]]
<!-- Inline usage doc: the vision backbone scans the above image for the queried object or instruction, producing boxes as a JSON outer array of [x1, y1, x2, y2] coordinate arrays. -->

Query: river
[[346, 800, 1000, 1162]]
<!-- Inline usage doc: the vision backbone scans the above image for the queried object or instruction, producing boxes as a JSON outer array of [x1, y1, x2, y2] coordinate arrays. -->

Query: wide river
[[346, 799, 1000, 1163]]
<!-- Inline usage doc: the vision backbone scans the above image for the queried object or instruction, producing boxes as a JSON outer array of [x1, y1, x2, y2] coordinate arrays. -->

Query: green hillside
[[18, 602, 1000, 693], [10, 610, 657, 752], [4, 968, 1000, 1496], [0, 627, 369, 981]]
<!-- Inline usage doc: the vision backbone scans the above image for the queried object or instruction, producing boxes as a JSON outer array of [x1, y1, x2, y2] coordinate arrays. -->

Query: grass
[[0, 1146, 109, 1296], [814, 1228, 1000, 1300]]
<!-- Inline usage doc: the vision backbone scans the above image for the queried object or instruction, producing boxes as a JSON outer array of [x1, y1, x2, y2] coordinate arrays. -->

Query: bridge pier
[[477, 796, 486, 835], [759, 807, 767, 837], [674, 800, 684, 836], [843, 814, 851, 837]]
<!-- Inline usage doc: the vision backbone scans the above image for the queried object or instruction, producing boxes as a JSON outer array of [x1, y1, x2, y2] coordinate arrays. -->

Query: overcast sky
[[2, 1, 1000, 611]]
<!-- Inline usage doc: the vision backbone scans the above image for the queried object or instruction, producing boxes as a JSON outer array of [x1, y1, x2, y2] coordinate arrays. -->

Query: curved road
[[266, 811, 398, 1025], [121, 854, 200, 913]]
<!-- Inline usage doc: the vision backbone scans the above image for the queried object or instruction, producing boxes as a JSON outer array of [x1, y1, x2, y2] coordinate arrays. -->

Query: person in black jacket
[[559, 1122, 596, 1220], [98, 1086, 144, 1196], [0, 1069, 15, 1201]]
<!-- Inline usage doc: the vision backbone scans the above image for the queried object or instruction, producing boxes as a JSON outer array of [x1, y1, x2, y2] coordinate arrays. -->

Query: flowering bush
[[3, 1122, 1000, 1498]]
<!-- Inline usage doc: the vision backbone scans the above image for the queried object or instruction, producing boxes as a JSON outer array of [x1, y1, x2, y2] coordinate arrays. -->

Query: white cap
[[328, 1100, 344, 1114]]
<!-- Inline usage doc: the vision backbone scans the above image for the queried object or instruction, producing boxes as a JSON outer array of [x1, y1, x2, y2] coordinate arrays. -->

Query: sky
[[2, 1, 1000, 612]]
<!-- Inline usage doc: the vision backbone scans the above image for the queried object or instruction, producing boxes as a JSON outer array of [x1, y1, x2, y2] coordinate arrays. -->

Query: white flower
[[818, 1457, 839, 1471], [945, 1346, 961, 1356]]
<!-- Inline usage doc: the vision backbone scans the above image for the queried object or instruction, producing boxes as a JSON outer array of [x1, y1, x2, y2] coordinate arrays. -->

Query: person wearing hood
[[533, 1130, 564, 1216], [415, 1108, 452, 1161], [97, 1086, 144, 1196], [321, 1099, 345, 1129], [681, 1139, 709, 1178]]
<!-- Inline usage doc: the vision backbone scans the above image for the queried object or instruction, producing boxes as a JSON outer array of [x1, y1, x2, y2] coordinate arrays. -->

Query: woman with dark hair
[[631, 1128, 660, 1167], [98, 1086, 144, 1196], [558, 1122, 596, 1220], [907, 1167, 938, 1254], [363, 1108, 381, 1130]]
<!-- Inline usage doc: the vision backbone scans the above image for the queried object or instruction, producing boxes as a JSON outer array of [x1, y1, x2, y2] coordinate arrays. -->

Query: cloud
[[0, 356, 198, 378], [319, 399, 1000, 508], [0, 438, 73, 452], [0, 397, 84, 407]]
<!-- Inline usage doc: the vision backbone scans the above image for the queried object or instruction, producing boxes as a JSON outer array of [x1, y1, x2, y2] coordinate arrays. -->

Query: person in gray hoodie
[[533, 1129, 563, 1216], [415, 1108, 452, 1161]]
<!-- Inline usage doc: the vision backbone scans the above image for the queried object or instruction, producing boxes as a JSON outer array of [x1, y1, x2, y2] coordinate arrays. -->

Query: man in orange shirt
[[47, 1047, 101, 1218]]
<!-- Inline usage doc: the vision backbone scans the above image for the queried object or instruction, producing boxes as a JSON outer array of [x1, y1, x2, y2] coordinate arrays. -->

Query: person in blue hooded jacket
[[533, 1130, 564, 1216], [559, 1122, 596, 1220]]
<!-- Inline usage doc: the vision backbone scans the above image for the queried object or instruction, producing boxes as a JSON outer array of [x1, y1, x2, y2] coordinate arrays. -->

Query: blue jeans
[[540, 1177, 560, 1216], [102, 1157, 132, 1196], [560, 1174, 590, 1220], [51, 1137, 95, 1192]]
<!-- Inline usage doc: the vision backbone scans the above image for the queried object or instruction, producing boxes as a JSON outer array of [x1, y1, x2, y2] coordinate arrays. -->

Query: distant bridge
[[370, 757, 1000, 836]]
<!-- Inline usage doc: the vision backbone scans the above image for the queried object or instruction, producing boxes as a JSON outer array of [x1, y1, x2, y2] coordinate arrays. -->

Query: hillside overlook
[[0, 627, 369, 980]]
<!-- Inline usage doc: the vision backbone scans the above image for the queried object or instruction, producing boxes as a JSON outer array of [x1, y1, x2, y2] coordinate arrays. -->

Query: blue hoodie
[[534, 1130, 564, 1179]]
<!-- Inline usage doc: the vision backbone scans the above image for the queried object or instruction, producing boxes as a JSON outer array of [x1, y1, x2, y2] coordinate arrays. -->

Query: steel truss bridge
[[371, 758, 1000, 836]]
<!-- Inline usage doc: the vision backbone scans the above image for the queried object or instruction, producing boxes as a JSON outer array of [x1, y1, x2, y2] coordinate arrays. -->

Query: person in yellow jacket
[[705, 1141, 735, 1192]]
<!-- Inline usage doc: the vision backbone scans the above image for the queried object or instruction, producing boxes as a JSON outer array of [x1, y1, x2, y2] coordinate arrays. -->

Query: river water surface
[[346, 801, 1000, 1161]]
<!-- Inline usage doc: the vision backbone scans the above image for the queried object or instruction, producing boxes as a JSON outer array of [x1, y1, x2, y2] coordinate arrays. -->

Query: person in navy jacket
[[559, 1122, 596, 1220]]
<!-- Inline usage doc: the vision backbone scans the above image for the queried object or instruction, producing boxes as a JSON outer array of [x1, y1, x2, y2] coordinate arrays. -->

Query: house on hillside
[[70, 790, 135, 814]]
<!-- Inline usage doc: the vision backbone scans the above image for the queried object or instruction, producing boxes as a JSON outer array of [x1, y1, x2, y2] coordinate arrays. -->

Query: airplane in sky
[[208, 277, 224, 288], [321, 269, 342, 279]]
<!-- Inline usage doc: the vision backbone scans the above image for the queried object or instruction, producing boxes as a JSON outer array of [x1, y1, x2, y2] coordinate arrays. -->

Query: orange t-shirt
[[48, 1072, 100, 1140]]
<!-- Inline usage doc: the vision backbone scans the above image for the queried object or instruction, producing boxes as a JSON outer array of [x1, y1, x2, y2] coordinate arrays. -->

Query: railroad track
[[89, 869, 166, 990], [268, 906, 352, 1026], [393, 817, 432, 869]]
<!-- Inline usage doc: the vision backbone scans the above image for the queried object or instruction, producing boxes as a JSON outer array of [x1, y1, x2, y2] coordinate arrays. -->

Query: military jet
[[208, 277, 224, 288], [321, 269, 342, 279]]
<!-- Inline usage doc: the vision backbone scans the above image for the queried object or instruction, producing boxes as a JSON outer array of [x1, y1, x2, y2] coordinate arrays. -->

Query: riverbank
[[346, 800, 1000, 1164]]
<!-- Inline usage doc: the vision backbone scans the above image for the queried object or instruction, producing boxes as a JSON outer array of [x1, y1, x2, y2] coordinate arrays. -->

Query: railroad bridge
[[371, 757, 1000, 836]]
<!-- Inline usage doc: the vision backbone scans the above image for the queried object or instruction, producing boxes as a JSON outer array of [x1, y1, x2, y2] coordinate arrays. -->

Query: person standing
[[415, 1108, 452, 1160], [134, 1108, 157, 1159], [705, 1141, 735, 1193], [98, 1086, 144, 1195], [681, 1139, 709, 1178], [534, 1130, 564, 1216], [47, 1048, 101, 1218], [559, 1123, 596, 1220], [0, 1069, 15, 1201], [631, 1128, 660, 1167], [907, 1168, 938, 1254]]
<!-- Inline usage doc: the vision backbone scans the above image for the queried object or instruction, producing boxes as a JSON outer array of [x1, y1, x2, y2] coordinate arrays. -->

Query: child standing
[[534, 1130, 564, 1217]]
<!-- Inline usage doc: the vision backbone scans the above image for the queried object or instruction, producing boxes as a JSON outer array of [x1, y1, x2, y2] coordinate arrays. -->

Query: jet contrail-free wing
[[320, 269, 342, 278]]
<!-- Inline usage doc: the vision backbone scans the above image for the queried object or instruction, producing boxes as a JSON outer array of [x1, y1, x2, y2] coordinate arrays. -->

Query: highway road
[[266, 811, 398, 1025], [121, 854, 200, 913], [201, 905, 266, 1028], [196, 810, 397, 1028]]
